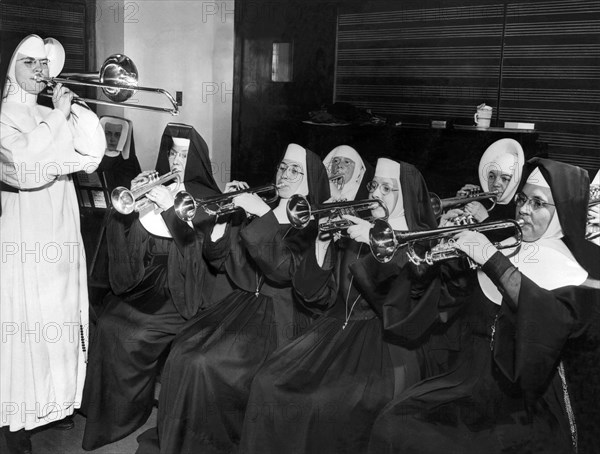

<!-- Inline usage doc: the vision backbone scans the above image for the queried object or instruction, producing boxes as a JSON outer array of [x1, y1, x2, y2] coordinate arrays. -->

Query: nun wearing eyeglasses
[[0, 35, 105, 453], [237, 158, 440, 454], [368, 158, 600, 454], [136, 143, 330, 454]]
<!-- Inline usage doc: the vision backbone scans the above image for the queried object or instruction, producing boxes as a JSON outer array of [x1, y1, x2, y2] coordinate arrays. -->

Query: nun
[[239, 158, 440, 454], [136, 143, 330, 454], [369, 158, 600, 454], [81, 123, 221, 450], [0, 34, 105, 454]]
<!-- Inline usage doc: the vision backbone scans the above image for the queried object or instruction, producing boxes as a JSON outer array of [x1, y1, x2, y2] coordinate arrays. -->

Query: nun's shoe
[[50, 415, 75, 431]]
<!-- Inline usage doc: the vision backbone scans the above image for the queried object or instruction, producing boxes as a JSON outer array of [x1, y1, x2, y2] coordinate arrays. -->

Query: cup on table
[[474, 105, 493, 128]]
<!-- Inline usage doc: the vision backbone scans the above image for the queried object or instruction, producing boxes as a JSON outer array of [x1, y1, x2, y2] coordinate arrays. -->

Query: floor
[[0, 407, 156, 454]]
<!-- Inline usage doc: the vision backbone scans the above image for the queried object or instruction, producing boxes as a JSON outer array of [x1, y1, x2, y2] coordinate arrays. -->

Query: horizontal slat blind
[[335, 3, 505, 126], [335, 0, 600, 174], [0, 0, 87, 73], [500, 0, 600, 174]]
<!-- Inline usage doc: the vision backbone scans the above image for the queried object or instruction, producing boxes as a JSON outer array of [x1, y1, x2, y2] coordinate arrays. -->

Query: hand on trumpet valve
[[145, 185, 175, 211], [452, 230, 496, 267], [131, 170, 159, 190], [463, 201, 489, 222], [439, 208, 466, 227], [233, 192, 270, 217], [457, 183, 481, 197], [51, 83, 75, 119], [344, 214, 373, 244], [225, 180, 249, 193]]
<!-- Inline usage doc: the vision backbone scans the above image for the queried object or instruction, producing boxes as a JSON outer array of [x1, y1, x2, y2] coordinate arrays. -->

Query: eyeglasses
[[277, 163, 304, 179], [18, 57, 49, 70], [366, 180, 399, 196], [514, 192, 555, 211]]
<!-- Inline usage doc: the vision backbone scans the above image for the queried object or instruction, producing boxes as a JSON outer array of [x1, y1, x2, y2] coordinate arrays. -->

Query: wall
[[95, 0, 234, 188], [232, 0, 339, 185]]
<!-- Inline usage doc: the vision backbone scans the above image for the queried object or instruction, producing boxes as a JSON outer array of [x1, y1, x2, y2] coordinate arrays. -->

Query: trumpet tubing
[[369, 218, 524, 264], [429, 190, 498, 218], [174, 184, 281, 221], [111, 170, 181, 215], [286, 195, 389, 231]]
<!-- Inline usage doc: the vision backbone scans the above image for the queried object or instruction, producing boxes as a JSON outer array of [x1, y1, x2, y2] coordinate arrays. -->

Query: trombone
[[286, 194, 389, 231], [369, 218, 524, 265], [174, 184, 282, 221], [36, 54, 179, 115], [111, 170, 182, 215], [429, 189, 498, 218]]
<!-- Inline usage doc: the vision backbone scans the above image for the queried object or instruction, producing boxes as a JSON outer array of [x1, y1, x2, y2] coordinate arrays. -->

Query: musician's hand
[[225, 180, 249, 193], [439, 208, 465, 227], [452, 230, 497, 266], [464, 201, 489, 222], [146, 185, 174, 211], [588, 204, 600, 224], [52, 83, 74, 119], [457, 183, 481, 197], [131, 170, 159, 190], [234, 192, 270, 217], [344, 214, 373, 244]]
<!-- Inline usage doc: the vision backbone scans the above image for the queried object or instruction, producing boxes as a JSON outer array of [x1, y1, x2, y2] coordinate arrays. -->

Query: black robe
[[136, 145, 331, 454], [368, 158, 600, 454], [239, 161, 440, 454], [81, 124, 221, 450]]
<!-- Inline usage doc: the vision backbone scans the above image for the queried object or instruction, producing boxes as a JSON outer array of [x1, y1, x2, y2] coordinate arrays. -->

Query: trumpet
[[370, 218, 524, 265], [111, 170, 182, 215], [36, 54, 179, 115], [174, 184, 281, 221], [286, 194, 389, 231], [429, 189, 499, 218]]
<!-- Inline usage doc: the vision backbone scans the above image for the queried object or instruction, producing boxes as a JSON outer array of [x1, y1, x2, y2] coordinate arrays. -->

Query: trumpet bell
[[369, 219, 398, 263], [111, 187, 136, 215], [174, 191, 197, 222], [286, 195, 312, 229]]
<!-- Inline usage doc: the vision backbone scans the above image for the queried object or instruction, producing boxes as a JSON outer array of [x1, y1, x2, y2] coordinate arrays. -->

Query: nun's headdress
[[155, 123, 221, 200], [478, 139, 525, 204]]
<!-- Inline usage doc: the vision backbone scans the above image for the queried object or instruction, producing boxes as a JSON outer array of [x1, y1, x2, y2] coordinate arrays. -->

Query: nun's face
[[487, 169, 513, 197], [14, 53, 49, 94], [276, 158, 304, 199], [168, 145, 189, 174], [368, 176, 399, 218], [515, 183, 556, 242], [329, 156, 356, 189], [104, 123, 123, 151]]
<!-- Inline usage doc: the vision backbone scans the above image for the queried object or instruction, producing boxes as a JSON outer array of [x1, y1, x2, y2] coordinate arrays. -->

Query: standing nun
[[0, 35, 105, 453]]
